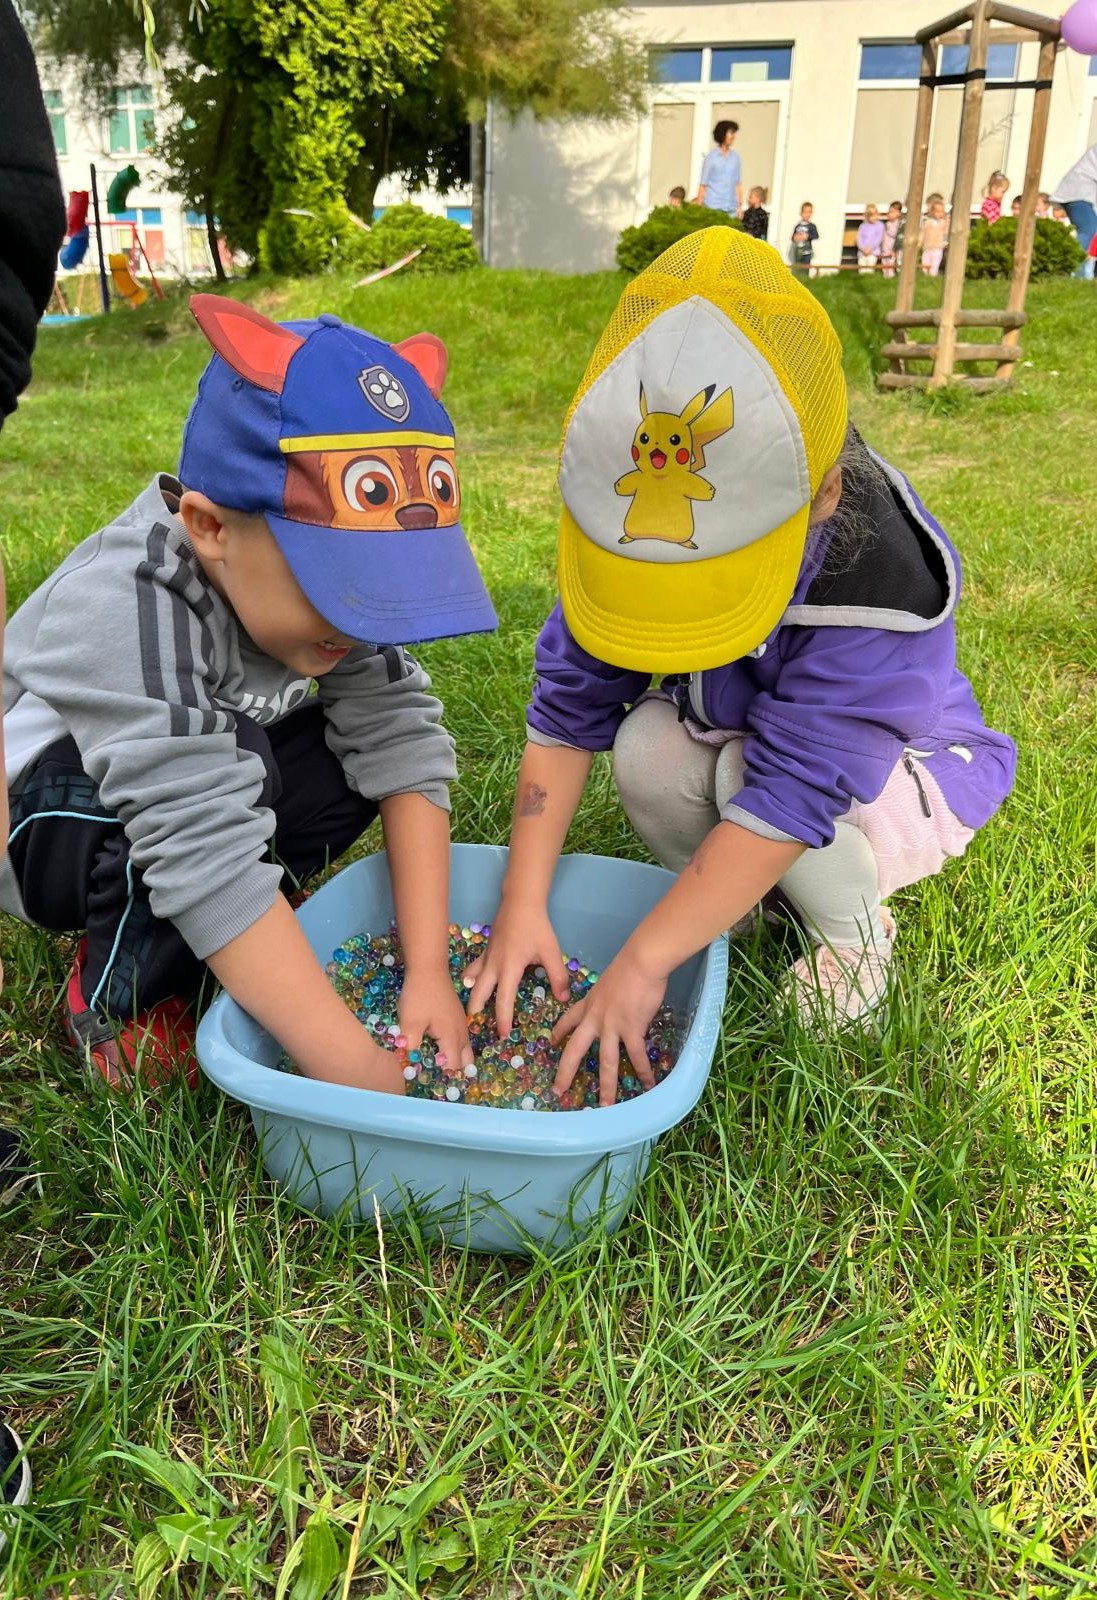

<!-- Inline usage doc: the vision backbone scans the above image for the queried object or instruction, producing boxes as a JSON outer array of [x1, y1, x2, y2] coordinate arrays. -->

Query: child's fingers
[[545, 949, 571, 1004], [494, 966, 525, 1041], [552, 1008, 593, 1095], [550, 995, 586, 1048], [624, 1029, 655, 1090], [436, 1014, 474, 1075], [463, 958, 499, 1020], [597, 1034, 622, 1107]]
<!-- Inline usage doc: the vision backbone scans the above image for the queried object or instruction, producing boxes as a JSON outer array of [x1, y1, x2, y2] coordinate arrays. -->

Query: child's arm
[[380, 789, 472, 1073], [464, 739, 592, 1036], [553, 820, 803, 1105], [206, 897, 405, 1091]]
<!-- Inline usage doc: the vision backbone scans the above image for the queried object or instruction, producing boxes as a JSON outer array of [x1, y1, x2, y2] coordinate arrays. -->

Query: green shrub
[[965, 215, 1084, 279], [616, 203, 742, 275], [352, 203, 480, 276]]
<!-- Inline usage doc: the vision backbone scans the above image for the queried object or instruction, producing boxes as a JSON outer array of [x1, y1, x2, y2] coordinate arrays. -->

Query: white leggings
[[613, 698, 939, 952]]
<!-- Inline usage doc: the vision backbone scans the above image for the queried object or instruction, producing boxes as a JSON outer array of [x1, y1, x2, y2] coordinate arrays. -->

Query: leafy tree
[[442, 0, 651, 251], [27, 0, 651, 274]]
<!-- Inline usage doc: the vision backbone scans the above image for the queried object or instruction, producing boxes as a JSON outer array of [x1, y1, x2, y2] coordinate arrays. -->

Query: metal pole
[[90, 163, 110, 314]]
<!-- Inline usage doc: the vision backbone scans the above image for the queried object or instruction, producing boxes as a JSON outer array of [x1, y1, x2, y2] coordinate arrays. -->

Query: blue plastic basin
[[196, 844, 728, 1254]]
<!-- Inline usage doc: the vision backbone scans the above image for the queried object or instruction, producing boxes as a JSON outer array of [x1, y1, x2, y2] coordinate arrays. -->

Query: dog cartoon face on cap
[[318, 445, 460, 530], [188, 295, 459, 533]]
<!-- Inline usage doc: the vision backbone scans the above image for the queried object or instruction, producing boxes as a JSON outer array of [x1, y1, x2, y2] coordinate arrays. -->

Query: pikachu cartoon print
[[613, 382, 734, 548]]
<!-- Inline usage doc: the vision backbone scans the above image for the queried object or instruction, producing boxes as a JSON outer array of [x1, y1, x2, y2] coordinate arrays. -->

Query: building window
[[710, 46, 792, 82], [859, 43, 923, 79], [653, 48, 703, 83], [445, 205, 472, 227], [860, 41, 1018, 80], [109, 85, 156, 155], [43, 89, 67, 155], [653, 45, 790, 84], [940, 42, 1018, 77]]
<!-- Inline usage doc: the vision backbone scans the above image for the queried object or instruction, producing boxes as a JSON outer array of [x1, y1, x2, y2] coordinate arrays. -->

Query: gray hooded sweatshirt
[[1, 476, 457, 959]]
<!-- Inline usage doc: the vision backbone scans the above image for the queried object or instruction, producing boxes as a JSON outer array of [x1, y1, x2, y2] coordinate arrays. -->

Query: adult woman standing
[[1049, 143, 1097, 278]]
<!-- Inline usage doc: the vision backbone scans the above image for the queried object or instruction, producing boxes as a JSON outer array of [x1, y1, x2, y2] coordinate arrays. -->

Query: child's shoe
[[64, 940, 198, 1089], [0, 1421, 31, 1556], [784, 907, 896, 1031]]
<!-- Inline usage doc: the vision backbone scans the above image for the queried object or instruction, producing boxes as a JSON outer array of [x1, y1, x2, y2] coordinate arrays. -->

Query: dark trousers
[[7, 701, 378, 1017]]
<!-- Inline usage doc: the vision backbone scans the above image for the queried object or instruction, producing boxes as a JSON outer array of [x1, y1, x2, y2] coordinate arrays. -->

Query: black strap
[[919, 69, 1053, 90], [920, 67, 987, 86]]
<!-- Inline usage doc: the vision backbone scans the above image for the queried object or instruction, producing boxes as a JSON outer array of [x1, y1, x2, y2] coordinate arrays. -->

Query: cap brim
[[558, 503, 808, 673], [267, 513, 498, 645]]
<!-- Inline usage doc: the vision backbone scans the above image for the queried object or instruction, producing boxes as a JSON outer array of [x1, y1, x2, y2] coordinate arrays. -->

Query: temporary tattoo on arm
[[518, 781, 548, 817], [690, 829, 721, 877]]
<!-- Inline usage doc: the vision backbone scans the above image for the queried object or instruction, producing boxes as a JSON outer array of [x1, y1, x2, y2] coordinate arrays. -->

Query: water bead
[[445, 1083, 462, 1102], [382, 954, 396, 967], [435, 1051, 448, 1068], [403, 1064, 418, 1082]]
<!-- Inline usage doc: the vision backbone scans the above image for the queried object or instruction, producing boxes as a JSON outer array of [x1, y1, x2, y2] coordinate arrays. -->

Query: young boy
[[789, 203, 818, 272], [0, 295, 497, 1093], [881, 200, 904, 278], [740, 186, 769, 241]]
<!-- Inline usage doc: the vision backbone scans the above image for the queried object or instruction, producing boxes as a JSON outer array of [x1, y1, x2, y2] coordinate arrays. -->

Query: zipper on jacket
[[903, 753, 932, 818]]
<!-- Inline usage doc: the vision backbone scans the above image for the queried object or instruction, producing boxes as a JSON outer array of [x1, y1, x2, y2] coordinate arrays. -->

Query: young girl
[[981, 171, 1009, 223], [856, 203, 885, 271], [881, 200, 904, 277], [741, 186, 769, 241], [919, 194, 948, 275], [464, 227, 1015, 1104]]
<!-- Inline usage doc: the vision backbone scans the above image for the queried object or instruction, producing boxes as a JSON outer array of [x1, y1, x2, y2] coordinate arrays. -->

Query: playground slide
[[108, 252, 148, 308]]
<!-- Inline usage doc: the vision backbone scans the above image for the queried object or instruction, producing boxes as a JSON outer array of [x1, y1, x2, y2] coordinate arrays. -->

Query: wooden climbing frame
[[879, 0, 1061, 393]]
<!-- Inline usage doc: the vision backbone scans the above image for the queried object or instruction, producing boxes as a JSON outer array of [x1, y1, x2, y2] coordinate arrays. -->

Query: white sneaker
[[785, 907, 896, 1030], [0, 1422, 31, 1556]]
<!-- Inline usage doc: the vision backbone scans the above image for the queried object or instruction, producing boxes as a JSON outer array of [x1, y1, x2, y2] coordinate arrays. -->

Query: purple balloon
[[1061, 0, 1097, 55]]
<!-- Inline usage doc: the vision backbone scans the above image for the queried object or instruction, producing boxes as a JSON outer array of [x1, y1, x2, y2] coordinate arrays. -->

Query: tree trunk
[[205, 196, 227, 281], [469, 117, 485, 260], [204, 82, 238, 282]]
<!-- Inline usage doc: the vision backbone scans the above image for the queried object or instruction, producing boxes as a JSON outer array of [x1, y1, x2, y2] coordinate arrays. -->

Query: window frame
[[109, 84, 156, 156], [652, 43, 793, 87]]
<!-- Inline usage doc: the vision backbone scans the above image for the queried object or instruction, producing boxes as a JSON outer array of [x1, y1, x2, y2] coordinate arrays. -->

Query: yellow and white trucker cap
[[557, 226, 848, 672]]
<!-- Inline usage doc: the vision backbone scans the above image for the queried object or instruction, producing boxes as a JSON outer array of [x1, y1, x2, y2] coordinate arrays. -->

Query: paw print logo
[[358, 365, 410, 423]]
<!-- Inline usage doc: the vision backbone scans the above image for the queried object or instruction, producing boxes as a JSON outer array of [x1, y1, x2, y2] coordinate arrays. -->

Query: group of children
[[0, 225, 1017, 1104], [855, 176, 1074, 280]]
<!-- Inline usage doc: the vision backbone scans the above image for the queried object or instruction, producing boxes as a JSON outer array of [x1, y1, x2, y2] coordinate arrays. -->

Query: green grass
[[1, 264, 1095, 1598]]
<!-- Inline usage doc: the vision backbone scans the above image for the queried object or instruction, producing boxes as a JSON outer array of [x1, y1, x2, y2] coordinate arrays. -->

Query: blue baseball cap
[[179, 294, 497, 645]]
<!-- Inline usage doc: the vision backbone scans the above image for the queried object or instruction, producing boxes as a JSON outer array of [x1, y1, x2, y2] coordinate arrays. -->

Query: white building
[[484, 0, 1097, 272]]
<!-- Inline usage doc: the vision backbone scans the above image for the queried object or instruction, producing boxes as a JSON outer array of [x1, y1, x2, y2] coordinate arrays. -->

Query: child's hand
[[361, 1035, 413, 1095], [399, 967, 474, 1076], [462, 897, 571, 1039], [551, 950, 664, 1108]]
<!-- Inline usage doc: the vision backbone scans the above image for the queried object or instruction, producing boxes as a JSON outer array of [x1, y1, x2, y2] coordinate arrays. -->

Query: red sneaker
[[64, 939, 198, 1090]]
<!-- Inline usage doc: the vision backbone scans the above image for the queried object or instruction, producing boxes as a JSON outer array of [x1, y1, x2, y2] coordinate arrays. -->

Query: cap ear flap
[[189, 294, 305, 394], [393, 332, 448, 398]]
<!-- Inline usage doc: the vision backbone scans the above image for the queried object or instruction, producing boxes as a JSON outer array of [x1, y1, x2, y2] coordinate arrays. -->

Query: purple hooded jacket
[[527, 453, 1015, 850]]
